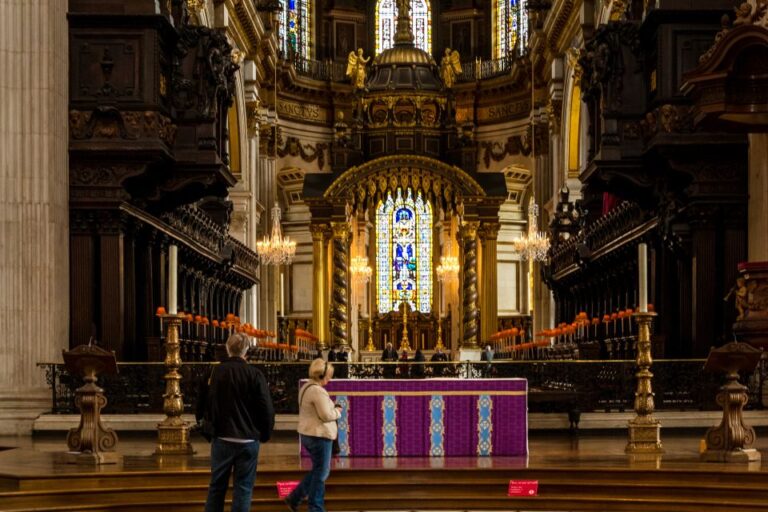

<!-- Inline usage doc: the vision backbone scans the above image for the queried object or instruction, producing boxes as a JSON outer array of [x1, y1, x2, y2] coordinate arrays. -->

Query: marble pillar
[[0, 0, 69, 434], [330, 222, 351, 348], [749, 134, 768, 262], [479, 222, 500, 345]]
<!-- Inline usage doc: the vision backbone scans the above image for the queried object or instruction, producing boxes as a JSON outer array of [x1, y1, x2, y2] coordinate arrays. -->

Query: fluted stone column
[[330, 222, 351, 348], [0, 0, 69, 434], [479, 222, 500, 345], [311, 223, 330, 349], [459, 221, 480, 351]]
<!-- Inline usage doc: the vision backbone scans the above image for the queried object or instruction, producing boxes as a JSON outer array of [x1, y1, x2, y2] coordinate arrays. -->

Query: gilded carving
[[346, 48, 370, 90], [440, 48, 462, 89], [69, 109, 176, 147], [699, 1, 768, 64]]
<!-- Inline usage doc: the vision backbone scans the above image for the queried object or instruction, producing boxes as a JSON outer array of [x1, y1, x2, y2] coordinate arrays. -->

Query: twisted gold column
[[460, 222, 480, 350], [479, 222, 500, 345], [156, 315, 194, 455], [626, 312, 663, 454], [331, 222, 351, 348], [311, 224, 330, 350]]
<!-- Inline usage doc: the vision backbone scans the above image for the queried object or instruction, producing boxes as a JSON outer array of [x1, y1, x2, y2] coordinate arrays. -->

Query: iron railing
[[39, 359, 765, 416]]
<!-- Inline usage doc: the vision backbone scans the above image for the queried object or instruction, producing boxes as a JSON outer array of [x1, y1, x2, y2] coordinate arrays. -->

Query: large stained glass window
[[279, 0, 311, 59], [375, 0, 432, 56], [376, 189, 433, 313], [494, 0, 528, 58]]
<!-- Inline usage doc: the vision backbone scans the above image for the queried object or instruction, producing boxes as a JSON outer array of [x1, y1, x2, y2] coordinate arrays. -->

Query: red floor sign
[[508, 480, 539, 497]]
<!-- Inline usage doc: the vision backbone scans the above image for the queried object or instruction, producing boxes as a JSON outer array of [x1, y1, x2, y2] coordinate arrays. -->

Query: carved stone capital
[[331, 221, 351, 242], [459, 221, 480, 240], [478, 222, 501, 241], [311, 223, 331, 242]]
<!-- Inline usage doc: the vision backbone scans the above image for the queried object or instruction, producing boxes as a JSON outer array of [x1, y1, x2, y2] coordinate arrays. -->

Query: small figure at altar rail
[[381, 341, 398, 378]]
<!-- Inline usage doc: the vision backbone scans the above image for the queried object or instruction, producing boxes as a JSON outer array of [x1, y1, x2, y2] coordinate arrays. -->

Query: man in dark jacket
[[198, 333, 275, 512]]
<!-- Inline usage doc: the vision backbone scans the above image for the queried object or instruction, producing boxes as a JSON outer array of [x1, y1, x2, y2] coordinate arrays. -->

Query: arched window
[[494, 0, 528, 58], [375, 0, 432, 56], [376, 189, 433, 314], [280, 0, 311, 59]]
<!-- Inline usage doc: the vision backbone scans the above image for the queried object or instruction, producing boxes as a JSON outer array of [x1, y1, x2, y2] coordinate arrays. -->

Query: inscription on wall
[[277, 100, 329, 123], [478, 100, 531, 123]]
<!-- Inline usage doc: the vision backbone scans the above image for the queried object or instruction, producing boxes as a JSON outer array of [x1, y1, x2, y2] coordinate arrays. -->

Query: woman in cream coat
[[285, 358, 341, 512]]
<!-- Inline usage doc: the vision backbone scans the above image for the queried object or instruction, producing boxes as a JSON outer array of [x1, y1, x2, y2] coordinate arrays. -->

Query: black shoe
[[284, 497, 299, 512]]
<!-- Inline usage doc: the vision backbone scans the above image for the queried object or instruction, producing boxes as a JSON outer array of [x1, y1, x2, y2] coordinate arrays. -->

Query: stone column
[[459, 221, 480, 351], [479, 222, 500, 345], [749, 134, 768, 261], [311, 223, 330, 349], [330, 222, 351, 348], [257, 123, 278, 331], [0, 0, 69, 434]]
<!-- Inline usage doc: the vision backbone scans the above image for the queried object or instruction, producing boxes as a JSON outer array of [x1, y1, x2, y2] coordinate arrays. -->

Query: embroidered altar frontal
[[325, 379, 527, 457]]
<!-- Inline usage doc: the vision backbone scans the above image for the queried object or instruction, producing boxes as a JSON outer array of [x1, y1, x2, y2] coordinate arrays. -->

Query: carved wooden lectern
[[60, 343, 119, 464], [701, 341, 762, 463]]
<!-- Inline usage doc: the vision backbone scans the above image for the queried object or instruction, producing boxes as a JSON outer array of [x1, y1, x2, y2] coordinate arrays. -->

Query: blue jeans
[[287, 435, 333, 512], [205, 438, 260, 512]]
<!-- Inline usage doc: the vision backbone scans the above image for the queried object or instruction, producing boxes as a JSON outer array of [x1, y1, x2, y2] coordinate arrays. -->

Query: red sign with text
[[276, 481, 300, 498], [508, 480, 539, 497]]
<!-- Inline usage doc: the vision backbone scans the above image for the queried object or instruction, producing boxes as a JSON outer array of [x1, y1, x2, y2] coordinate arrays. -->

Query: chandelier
[[436, 255, 460, 281], [350, 255, 372, 283], [256, 203, 296, 266], [513, 198, 550, 261]]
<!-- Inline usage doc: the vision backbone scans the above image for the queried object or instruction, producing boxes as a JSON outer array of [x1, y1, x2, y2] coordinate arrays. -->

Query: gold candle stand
[[626, 311, 664, 454], [365, 320, 375, 352], [156, 314, 195, 455], [435, 321, 444, 351], [399, 302, 412, 352]]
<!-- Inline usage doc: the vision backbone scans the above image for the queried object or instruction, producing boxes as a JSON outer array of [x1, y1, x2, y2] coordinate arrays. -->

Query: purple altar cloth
[[302, 379, 527, 457]]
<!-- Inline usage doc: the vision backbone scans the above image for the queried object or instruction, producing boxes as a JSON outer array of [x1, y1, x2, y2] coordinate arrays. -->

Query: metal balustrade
[[39, 358, 765, 416]]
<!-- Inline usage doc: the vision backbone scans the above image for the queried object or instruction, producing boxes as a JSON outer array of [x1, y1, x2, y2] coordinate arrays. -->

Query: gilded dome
[[367, 44, 442, 92], [374, 45, 435, 66]]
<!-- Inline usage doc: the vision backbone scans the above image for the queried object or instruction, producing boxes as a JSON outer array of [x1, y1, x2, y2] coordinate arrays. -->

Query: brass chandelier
[[513, 198, 550, 261], [256, 203, 296, 266]]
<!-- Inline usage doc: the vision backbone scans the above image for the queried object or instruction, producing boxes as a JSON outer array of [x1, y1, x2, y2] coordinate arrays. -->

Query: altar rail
[[38, 359, 765, 416]]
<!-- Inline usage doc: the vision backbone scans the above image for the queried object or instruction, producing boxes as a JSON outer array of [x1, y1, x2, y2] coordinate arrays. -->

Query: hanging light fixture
[[513, 197, 550, 261], [436, 255, 460, 281], [350, 234, 372, 283], [256, 202, 296, 266]]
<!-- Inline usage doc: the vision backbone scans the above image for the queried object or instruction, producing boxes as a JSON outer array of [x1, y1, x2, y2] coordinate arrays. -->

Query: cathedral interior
[[2, 0, 768, 509]]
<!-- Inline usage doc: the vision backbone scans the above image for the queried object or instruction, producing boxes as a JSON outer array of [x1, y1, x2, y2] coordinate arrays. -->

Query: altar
[[322, 379, 528, 457]]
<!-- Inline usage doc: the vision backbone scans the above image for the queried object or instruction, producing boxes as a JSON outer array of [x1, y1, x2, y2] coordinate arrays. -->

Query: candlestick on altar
[[399, 300, 411, 352], [155, 313, 195, 455], [626, 310, 663, 454], [638, 243, 648, 313], [168, 245, 178, 315]]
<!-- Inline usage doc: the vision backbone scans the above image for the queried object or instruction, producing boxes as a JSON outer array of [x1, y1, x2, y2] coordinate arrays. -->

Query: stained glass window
[[376, 189, 433, 314], [495, 0, 528, 58], [279, 0, 311, 59], [375, 0, 432, 55]]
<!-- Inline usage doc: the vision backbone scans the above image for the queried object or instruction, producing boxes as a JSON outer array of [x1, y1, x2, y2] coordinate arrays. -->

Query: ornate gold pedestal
[[701, 341, 762, 463], [61, 344, 120, 465], [626, 312, 664, 454], [156, 315, 195, 455]]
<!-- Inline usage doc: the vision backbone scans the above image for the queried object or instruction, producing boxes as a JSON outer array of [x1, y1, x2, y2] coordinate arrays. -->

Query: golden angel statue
[[440, 48, 462, 89], [346, 48, 370, 90]]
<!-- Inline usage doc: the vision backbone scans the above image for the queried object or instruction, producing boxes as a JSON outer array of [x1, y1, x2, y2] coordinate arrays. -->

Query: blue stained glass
[[376, 0, 432, 55], [377, 189, 432, 314]]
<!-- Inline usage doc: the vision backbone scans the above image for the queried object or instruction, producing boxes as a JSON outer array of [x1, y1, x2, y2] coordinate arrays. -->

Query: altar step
[[2, 463, 768, 511]]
